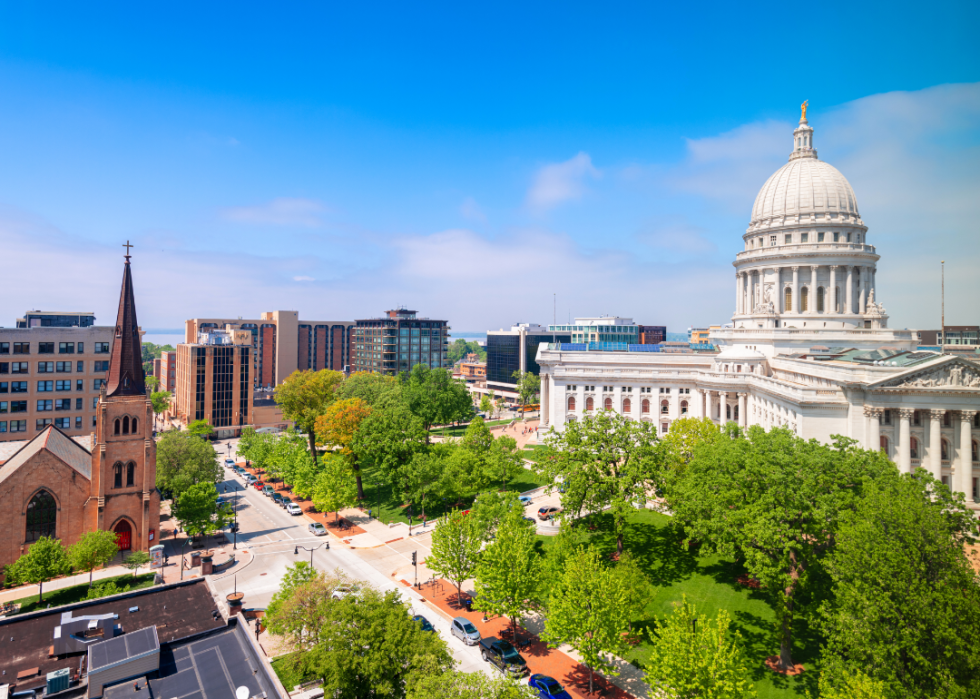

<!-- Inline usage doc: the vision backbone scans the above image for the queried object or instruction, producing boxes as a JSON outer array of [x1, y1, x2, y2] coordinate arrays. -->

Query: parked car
[[309, 522, 327, 536], [224, 458, 235, 466], [537, 505, 561, 521], [479, 637, 528, 676], [518, 496, 533, 505], [451, 616, 480, 645], [332, 586, 354, 601], [271, 492, 285, 506], [262, 485, 275, 497], [528, 674, 572, 699], [412, 615, 435, 632], [244, 475, 257, 486], [286, 503, 302, 516], [523, 516, 536, 525], [253, 480, 265, 491]]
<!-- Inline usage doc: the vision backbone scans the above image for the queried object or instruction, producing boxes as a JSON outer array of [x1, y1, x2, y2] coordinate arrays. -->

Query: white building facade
[[536, 111, 980, 506]]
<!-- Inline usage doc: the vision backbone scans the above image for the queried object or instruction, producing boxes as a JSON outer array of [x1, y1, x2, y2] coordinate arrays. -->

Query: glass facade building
[[352, 309, 449, 375]]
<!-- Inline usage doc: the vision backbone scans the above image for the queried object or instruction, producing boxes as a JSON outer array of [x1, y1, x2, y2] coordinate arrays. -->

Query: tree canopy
[[315, 397, 372, 499], [447, 338, 486, 365], [818, 469, 980, 698], [400, 364, 473, 432], [426, 508, 482, 605], [186, 419, 214, 438], [172, 482, 228, 541], [156, 430, 221, 498], [5, 536, 71, 601], [511, 370, 540, 410], [68, 530, 119, 587], [473, 506, 541, 635], [275, 369, 345, 461]]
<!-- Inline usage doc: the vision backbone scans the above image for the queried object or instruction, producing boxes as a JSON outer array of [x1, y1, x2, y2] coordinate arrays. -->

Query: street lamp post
[[294, 542, 328, 568], [179, 538, 193, 581]]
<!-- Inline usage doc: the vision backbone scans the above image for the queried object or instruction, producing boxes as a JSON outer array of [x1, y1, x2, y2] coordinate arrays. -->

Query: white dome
[[751, 157, 859, 225], [716, 346, 765, 361]]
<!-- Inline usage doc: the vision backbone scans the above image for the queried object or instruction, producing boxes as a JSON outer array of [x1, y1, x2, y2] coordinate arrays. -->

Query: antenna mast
[[940, 260, 945, 353]]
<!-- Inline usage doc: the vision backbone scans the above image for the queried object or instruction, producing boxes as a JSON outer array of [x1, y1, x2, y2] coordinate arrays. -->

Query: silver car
[[451, 616, 480, 645], [308, 522, 327, 536]]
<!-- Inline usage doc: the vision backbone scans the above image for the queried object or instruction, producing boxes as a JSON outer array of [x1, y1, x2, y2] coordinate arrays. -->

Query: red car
[[253, 481, 265, 491]]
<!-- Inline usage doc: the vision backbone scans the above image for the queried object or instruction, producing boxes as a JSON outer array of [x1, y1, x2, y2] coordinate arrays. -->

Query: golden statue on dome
[[801, 100, 809, 121]]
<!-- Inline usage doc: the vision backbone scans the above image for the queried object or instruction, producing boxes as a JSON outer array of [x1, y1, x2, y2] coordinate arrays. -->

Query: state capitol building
[[537, 108, 980, 506]]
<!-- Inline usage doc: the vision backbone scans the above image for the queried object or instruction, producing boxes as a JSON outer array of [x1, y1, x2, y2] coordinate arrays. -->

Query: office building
[[0, 316, 116, 443], [173, 329, 253, 438], [185, 311, 354, 389], [917, 326, 979, 355], [351, 309, 449, 375], [15, 310, 97, 328], [484, 324, 572, 401], [639, 325, 667, 345]]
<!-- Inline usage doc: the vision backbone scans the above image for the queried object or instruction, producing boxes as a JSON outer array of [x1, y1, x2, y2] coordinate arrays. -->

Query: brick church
[[0, 253, 160, 573]]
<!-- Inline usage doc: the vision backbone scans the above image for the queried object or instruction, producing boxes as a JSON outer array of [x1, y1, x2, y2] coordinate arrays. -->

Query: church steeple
[[105, 242, 146, 397]]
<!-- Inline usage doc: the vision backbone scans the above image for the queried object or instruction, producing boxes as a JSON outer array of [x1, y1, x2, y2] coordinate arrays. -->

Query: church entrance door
[[114, 520, 132, 552]]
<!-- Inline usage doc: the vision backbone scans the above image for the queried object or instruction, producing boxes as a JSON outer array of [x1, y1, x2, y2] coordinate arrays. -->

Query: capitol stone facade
[[536, 110, 980, 507]]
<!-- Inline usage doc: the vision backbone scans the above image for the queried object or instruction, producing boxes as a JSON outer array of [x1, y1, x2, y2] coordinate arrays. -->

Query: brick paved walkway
[[413, 578, 634, 699]]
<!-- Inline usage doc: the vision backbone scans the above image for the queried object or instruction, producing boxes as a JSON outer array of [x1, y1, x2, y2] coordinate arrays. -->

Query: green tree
[[408, 670, 535, 699], [156, 430, 221, 498], [352, 400, 428, 489], [402, 446, 447, 520], [266, 568, 354, 652], [469, 490, 522, 542], [479, 394, 493, 416], [401, 364, 473, 434], [275, 369, 345, 464], [447, 338, 487, 365], [542, 546, 629, 695], [427, 508, 483, 605], [660, 416, 722, 479], [437, 444, 482, 506], [172, 482, 225, 541], [68, 530, 119, 587], [186, 419, 214, 438], [315, 397, 372, 499], [5, 536, 71, 602], [511, 370, 540, 412], [145, 375, 160, 392], [542, 410, 662, 555], [645, 596, 756, 699], [814, 665, 888, 699], [473, 507, 541, 635], [485, 435, 524, 490], [237, 427, 274, 469], [494, 397, 505, 420], [311, 456, 359, 522], [303, 586, 453, 698], [335, 371, 403, 408], [150, 390, 172, 415], [819, 469, 980, 698], [614, 551, 654, 635], [266, 561, 320, 626], [669, 427, 897, 671], [122, 550, 151, 578]]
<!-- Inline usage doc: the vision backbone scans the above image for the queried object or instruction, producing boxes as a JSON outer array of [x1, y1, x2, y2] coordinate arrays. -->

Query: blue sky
[[0, 1, 977, 334]]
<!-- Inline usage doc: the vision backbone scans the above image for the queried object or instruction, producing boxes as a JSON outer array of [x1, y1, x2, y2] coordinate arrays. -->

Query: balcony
[[735, 242, 877, 261]]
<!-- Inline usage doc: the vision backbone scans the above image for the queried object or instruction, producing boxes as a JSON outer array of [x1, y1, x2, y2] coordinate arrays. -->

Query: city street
[[202, 439, 491, 677]]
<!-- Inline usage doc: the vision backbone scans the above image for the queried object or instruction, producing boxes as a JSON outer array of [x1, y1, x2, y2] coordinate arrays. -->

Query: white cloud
[[526, 152, 600, 212], [636, 221, 717, 255], [293, 276, 315, 282], [221, 197, 326, 227], [459, 196, 487, 223]]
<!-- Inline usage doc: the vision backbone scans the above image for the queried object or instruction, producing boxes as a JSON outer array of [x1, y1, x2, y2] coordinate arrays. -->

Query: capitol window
[[785, 234, 792, 244], [817, 232, 825, 242], [817, 287, 825, 312], [770, 236, 776, 246], [800, 287, 809, 311], [833, 232, 840, 242], [801, 232, 808, 243]]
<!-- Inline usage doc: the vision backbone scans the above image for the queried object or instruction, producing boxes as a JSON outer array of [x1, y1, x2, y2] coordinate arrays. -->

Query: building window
[[132, 417, 138, 433], [11, 382, 27, 393], [55, 417, 70, 428], [75, 398, 82, 410], [585, 397, 594, 412], [0, 401, 5, 413], [114, 418, 121, 435], [93, 379, 105, 390], [122, 416, 130, 434], [75, 416, 82, 429], [0, 421, 5, 432], [801, 232, 808, 243], [77, 361, 84, 372], [661, 422, 669, 434], [56, 380, 71, 391], [114, 463, 123, 488], [800, 287, 809, 312], [641, 399, 650, 414], [603, 397, 612, 411], [10, 419, 26, 432], [126, 462, 135, 487], [37, 361, 54, 373], [77, 379, 84, 391], [972, 440, 978, 463], [941, 439, 950, 461], [25, 489, 57, 542], [36, 400, 53, 411], [56, 361, 72, 373], [910, 436, 919, 460], [681, 400, 689, 414], [943, 411, 951, 427], [817, 232, 825, 243], [13, 342, 30, 354], [94, 360, 110, 372], [816, 287, 825, 312], [661, 400, 669, 414], [94, 342, 110, 354], [0, 363, 6, 374], [769, 235, 776, 246], [11, 400, 27, 412], [38, 342, 55, 354], [54, 399, 71, 411], [913, 410, 921, 426], [11, 362, 28, 374], [59, 342, 75, 354], [0, 342, 7, 354], [77, 342, 84, 354], [567, 396, 576, 411], [623, 398, 631, 413], [784, 234, 792, 244], [879, 435, 889, 455], [784, 287, 792, 311], [882, 410, 892, 425], [37, 380, 53, 392]]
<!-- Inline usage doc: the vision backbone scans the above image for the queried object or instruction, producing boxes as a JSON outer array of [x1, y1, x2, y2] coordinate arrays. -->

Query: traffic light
[[325, 542, 330, 550], [411, 551, 417, 565]]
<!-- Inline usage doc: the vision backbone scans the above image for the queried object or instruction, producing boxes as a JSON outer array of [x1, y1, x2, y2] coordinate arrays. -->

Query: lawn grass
[[521, 445, 556, 464], [535, 510, 820, 699], [270, 652, 315, 690], [7, 572, 158, 615], [430, 419, 511, 437]]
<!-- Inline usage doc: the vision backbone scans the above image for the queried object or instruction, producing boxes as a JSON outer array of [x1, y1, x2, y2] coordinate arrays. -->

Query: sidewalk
[[0, 562, 135, 605], [414, 579, 641, 699]]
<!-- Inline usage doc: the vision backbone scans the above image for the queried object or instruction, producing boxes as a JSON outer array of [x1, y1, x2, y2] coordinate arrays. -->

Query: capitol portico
[[536, 107, 980, 507]]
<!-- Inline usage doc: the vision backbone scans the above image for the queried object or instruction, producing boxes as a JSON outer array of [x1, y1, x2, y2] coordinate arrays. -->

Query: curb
[[210, 549, 255, 581]]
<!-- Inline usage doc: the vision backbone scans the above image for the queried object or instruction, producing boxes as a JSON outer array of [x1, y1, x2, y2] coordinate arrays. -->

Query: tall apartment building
[[486, 324, 572, 399], [0, 313, 115, 443], [158, 350, 177, 392], [639, 325, 667, 345], [185, 311, 354, 388], [173, 328, 253, 438], [351, 309, 449, 375]]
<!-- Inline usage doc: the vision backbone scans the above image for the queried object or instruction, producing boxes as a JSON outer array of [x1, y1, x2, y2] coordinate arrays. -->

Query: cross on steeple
[[123, 240, 134, 260]]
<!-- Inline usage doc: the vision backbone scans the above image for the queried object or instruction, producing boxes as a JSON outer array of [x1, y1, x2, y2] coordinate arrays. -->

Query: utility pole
[[941, 260, 945, 353]]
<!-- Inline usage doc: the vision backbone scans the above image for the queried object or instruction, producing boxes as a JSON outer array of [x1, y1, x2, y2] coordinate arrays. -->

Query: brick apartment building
[[184, 311, 354, 388], [172, 328, 253, 439], [157, 350, 177, 391], [352, 309, 449, 375], [0, 313, 116, 443]]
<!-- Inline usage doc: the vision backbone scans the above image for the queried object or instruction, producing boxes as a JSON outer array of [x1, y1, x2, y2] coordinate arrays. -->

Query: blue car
[[519, 496, 533, 505], [412, 615, 434, 632], [528, 674, 572, 699]]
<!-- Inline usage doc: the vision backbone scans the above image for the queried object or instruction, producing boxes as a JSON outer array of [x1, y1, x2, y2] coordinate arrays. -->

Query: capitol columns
[[858, 266, 866, 313], [810, 266, 819, 313], [791, 266, 800, 313], [958, 411, 975, 498], [541, 373, 550, 427], [846, 266, 854, 314], [719, 391, 728, 424], [928, 409, 944, 481], [828, 265, 838, 314], [898, 409, 913, 473], [864, 406, 881, 451], [735, 273, 742, 314], [707, 391, 717, 424], [737, 393, 747, 429]]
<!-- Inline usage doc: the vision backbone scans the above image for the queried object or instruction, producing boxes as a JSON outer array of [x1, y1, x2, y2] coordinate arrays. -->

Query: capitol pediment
[[873, 358, 980, 390]]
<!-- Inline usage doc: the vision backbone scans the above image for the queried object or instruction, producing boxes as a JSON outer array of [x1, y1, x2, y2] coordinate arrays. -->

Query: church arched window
[[114, 419, 120, 435], [567, 396, 576, 412], [122, 416, 129, 434], [816, 287, 825, 313], [113, 462, 123, 488], [25, 489, 57, 542], [784, 287, 792, 311], [126, 461, 135, 487], [623, 398, 631, 413], [132, 417, 138, 433], [681, 400, 689, 414], [800, 287, 809, 312]]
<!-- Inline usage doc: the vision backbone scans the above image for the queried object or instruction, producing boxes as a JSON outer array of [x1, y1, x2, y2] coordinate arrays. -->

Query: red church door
[[114, 520, 132, 552]]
